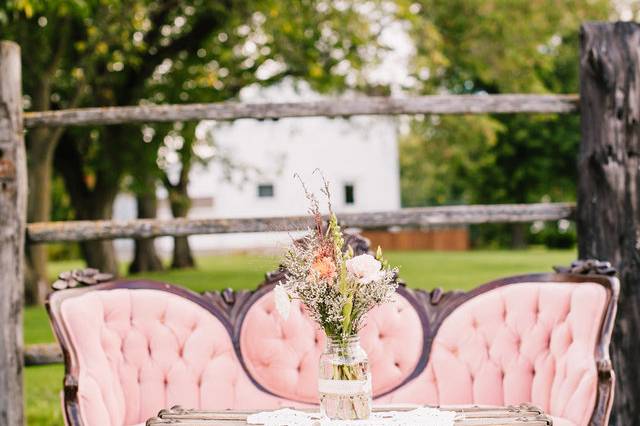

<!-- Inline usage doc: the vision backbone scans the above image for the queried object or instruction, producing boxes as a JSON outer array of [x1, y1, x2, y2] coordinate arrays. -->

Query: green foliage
[[400, 115, 503, 206], [50, 173, 74, 221], [402, 0, 610, 93], [530, 221, 577, 249], [397, 0, 611, 246]]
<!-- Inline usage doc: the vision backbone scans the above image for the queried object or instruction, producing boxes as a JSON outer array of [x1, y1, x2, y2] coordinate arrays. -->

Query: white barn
[[113, 82, 401, 258]]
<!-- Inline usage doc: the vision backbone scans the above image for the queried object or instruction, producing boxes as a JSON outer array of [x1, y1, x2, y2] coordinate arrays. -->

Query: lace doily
[[246, 406, 457, 426]]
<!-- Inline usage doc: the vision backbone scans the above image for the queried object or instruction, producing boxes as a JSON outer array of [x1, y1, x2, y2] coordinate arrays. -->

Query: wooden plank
[[0, 41, 26, 426], [26, 203, 575, 243], [23, 343, 62, 366], [577, 21, 639, 426], [23, 94, 579, 128]]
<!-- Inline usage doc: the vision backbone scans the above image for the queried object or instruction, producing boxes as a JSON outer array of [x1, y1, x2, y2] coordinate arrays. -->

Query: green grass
[[24, 248, 574, 425], [25, 365, 65, 425]]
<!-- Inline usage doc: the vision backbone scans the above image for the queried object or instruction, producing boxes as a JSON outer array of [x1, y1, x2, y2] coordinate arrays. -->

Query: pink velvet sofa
[[46, 237, 618, 426]]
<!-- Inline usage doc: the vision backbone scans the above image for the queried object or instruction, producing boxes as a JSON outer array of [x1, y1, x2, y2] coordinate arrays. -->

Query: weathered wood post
[[0, 41, 26, 425], [578, 22, 640, 424]]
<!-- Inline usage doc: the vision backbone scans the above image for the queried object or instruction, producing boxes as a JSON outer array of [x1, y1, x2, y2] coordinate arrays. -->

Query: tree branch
[[46, 17, 71, 77], [143, 0, 181, 53], [124, 3, 232, 103]]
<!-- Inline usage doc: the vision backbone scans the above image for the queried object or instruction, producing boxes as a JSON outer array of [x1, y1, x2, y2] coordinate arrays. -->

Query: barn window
[[257, 184, 274, 198], [344, 184, 355, 205]]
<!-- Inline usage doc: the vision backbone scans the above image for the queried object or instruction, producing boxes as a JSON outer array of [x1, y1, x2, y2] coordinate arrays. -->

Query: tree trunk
[[168, 191, 195, 268], [80, 240, 118, 274], [24, 127, 57, 304], [76, 189, 119, 275], [23, 71, 66, 303], [129, 191, 164, 273], [54, 135, 119, 276], [0, 41, 26, 426], [165, 149, 196, 269], [577, 22, 640, 425], [172, 236, 195, 269], [510, 223, 527, 249]]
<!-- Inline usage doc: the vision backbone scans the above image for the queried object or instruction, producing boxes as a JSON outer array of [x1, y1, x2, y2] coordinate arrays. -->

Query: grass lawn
[[25, 248, 574, 425]]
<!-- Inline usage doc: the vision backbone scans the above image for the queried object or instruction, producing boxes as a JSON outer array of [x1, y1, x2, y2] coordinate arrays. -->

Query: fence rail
[[26, 202, 575, 243], [24, 344, 62, 366], [23, 94, 579, 128]]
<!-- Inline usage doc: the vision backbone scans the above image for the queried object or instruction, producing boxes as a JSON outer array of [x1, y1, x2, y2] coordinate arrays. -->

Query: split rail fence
[[1, 21, 638, 424]]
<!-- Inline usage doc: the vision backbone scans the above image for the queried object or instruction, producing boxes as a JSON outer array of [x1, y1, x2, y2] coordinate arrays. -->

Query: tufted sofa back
[[47, 273, 617, 426], [240, 290, 425, 403], [379, 282, 611, 426], [52, 286, 285, 426]]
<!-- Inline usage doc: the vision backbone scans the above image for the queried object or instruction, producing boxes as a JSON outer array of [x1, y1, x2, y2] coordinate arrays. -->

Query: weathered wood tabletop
[[146, 404, 552, 425]]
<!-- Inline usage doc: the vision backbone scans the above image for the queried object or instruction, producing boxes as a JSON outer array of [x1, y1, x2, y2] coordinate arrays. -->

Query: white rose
[[274, 284, 291, 320], [346, 254, 383, 284]]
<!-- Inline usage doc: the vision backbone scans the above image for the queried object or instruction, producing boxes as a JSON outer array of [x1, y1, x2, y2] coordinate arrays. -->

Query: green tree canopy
[[397, 0, 612, 246], [0, 0, 388, 298]]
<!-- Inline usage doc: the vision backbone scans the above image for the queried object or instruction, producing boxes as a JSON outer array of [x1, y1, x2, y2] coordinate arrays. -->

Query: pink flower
[[312, 256, 337, 280]]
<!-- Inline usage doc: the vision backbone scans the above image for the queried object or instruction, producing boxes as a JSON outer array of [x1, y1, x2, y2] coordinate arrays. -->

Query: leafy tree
[[1, 1, 115, 302], [397, 0, 611, 247], [1, 0, 385, 300], [137, 1, 384, 269], [400, 114, 502, 207]]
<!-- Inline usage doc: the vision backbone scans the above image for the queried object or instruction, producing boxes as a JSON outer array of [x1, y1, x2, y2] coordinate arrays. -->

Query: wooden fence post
[[0, 41, 25, 425], [578, 22, 640, 424]]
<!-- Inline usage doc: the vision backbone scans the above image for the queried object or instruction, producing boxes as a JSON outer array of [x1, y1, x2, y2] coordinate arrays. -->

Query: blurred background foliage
[[397, 0, 610, 248], [0, 0, 619, 303]]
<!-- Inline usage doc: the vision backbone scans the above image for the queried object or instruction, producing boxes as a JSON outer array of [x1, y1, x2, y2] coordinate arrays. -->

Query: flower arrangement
[[275, 177, 398, 339], [275, 175, 398, 420]]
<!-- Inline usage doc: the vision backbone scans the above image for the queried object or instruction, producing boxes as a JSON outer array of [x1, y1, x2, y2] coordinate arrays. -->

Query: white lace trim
[[246, 406, 457, 426]]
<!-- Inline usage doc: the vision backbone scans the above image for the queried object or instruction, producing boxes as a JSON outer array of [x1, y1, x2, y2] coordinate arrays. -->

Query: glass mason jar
[[318, 335, 372, 420]]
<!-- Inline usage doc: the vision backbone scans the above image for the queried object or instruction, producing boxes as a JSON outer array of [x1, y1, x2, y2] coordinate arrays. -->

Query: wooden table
[[146, 404, 552, 425]]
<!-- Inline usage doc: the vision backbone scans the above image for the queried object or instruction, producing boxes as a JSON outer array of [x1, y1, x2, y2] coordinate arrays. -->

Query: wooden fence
[[1, 21, 638, 425]]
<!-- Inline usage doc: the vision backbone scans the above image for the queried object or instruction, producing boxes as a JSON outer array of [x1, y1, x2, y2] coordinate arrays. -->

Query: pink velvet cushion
[[382, 282, 607, 426], [240, 292, 423, 403], [59, 289, 288, 426]]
